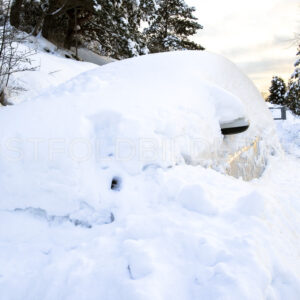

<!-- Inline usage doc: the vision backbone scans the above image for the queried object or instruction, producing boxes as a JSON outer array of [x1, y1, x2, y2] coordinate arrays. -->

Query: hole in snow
[[111, 176, 122, 191], [181, 152, 192, 165], [127, 265, 134, 280], [110, 213, 115, 223]]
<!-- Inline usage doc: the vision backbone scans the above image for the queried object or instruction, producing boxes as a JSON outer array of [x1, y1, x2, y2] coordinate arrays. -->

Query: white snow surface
[[0, 49, 299, 300]]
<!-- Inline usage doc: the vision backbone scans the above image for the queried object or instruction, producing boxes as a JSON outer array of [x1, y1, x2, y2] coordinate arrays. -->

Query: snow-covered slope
[[0, 49, 299, 300], [9, 37, 99, 103]]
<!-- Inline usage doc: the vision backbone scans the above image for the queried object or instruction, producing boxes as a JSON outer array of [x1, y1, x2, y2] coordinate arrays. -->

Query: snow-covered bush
[[0, 0, 36, 105]]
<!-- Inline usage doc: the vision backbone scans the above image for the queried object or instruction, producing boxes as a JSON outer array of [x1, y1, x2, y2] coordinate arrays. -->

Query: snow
[[74, 47, 116, 66], [0, 47, 299, 299], [177, 184, 218, 215], [275, 109, 300, 158]]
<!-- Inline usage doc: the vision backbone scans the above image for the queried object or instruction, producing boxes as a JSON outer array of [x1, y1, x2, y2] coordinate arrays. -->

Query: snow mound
[[235, 191, 265, 217], [177, 184, 218, 215]]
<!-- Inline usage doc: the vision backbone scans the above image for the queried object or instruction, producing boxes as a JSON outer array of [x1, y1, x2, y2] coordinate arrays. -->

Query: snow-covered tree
[[285, 44, 300, 115], [8, 0, 204, 59], [10, 0, 146, 58], [139, 0, 157, 19], [81, 0, 147, 59], [267, 76, 286, 105], [145, 0, 204, 53]]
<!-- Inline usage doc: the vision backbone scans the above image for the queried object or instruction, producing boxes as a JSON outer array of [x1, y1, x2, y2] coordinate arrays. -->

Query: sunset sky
[[187, 0, 300, 93]]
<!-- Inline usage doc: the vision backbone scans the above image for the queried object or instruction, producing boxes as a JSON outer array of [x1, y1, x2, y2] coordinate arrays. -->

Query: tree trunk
[[10, 0, 24, 28], [64, 9, 76, 49], [32, 12, 46, 36], [0, 87, 12, 106]]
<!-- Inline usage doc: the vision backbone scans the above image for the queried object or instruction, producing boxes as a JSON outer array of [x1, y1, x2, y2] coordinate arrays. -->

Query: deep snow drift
[[0, 47, 299, 300]]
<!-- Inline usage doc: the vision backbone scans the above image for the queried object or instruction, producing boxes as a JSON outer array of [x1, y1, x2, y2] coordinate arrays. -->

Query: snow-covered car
[[0, 50, 279, 212], [61, 50, 276, 181]]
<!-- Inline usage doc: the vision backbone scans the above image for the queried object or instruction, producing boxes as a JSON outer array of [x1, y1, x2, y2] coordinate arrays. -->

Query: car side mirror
[[220, 117, 250, 135]]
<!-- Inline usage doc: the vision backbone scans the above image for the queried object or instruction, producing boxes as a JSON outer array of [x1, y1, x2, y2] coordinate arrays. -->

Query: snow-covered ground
[[0, 42, 299, 300]]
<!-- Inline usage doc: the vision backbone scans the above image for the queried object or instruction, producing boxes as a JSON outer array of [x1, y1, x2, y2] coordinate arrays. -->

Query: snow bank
[[1, 50, 298, 300], [275, 110, 300, 157]]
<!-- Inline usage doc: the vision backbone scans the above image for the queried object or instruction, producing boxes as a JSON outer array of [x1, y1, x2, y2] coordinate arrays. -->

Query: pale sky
[[187, 0, 300, 93]]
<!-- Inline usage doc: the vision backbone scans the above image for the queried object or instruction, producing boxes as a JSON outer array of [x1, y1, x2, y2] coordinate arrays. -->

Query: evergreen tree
[[139, 0, 158, 22], [267, 76, 286, 105], [145, 0, 204, 53], [83, 0, 147, 59], [285, 79, 300, 115], [8, 0, 204, 59], [285, 44, 300, 115]]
